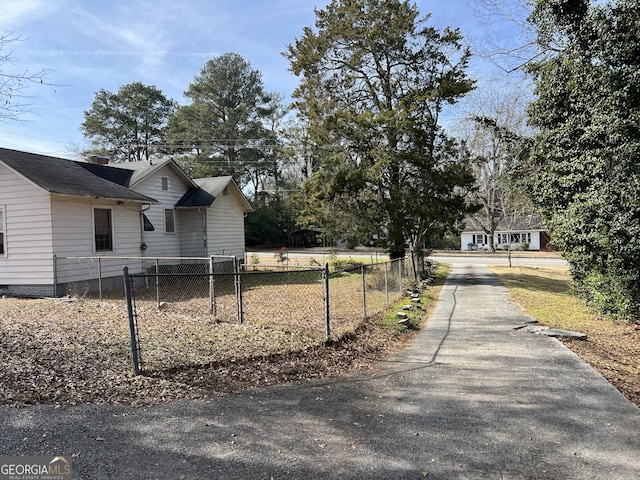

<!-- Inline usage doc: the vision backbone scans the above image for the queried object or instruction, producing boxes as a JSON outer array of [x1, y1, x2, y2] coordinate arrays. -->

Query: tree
[[0, 33, 51, 121], [286, 0, 475, 261], [166, 53, 278, 194], [527, 0, 640, 320], [81, 82, 176, 162], [464, 91, 533, 252]]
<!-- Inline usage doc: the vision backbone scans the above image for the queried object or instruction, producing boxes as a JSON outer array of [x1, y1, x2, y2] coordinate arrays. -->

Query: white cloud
[[0, 0, 56, 28]]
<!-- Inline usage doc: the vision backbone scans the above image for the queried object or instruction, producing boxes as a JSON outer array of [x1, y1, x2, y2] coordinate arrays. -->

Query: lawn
[[490, 265, 640, 407]]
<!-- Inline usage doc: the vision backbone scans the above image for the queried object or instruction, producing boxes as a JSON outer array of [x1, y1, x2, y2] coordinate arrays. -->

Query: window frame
[[92, 206, 114, 253], [161, 176, 169, 191], [164, 208, 176, 234]]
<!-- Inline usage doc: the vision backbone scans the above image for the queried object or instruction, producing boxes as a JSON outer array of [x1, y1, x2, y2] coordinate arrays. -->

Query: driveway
[[1, 263, 638, 479]]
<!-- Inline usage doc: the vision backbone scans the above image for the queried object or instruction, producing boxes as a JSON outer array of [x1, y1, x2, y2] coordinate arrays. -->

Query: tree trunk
[[387, 221, 405, 260]]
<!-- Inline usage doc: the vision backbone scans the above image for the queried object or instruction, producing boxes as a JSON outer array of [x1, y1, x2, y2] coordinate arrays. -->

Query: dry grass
[[0, 265, 447, 407], [491, 265, 640, 407]]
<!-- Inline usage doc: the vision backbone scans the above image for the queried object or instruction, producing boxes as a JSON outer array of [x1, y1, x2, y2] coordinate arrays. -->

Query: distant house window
[[501, 232, 532, 244], [473, 234, 486, 245], [223, 187, 228, 196], [94, 207, 113, 252], [0, 207, 5, 255], [164, 209, 175, 233], [161, 177, 168, 191]]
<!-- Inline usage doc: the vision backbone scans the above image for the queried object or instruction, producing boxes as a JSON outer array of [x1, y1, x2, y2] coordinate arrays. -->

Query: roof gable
[[108, 158, 198, 189], [0, 148, 156, 203], [194, 176, 253, 212]]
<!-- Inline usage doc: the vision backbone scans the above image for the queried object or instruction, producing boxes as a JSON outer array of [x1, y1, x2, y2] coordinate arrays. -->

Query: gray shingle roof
[[0, 148, 156, 203], [175, 187, 216, 208], [463, 214, 544, 232]]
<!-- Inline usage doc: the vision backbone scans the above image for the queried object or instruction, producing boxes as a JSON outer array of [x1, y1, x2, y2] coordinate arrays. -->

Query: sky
[[0, 0, 524, 159]]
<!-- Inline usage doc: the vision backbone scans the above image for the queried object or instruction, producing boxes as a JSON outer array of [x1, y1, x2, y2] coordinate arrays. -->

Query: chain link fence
[[53, 255, 235, 301], [121, 256, 417, 375]]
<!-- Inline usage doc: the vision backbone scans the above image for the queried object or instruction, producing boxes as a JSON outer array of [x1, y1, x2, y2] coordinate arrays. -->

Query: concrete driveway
[[1, 263, 638, 479]]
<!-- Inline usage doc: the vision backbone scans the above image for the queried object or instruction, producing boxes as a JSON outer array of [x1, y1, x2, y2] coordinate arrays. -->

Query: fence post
[[97, 257, 103, 303], [123, 266, 141, 376], [209, 256, 216, 316], [235, 258, 244, 324], [361, 265, 367, 321], [53, 255, 58, 297], [398, 258, 403, 294], [323, 263, 330, 341], [384, 261, 389, 305], [155, 258, 160, 309]]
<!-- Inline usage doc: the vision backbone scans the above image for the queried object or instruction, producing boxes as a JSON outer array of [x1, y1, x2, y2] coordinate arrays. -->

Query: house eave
[[50, 192, 158, 204]]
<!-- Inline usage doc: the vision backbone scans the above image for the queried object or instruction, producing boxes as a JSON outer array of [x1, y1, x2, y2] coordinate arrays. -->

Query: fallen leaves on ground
[[0, 296, 416, 407]]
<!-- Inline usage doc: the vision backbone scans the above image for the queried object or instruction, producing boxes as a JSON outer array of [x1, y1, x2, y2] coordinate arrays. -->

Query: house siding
[[132, 168, 191, 257], [0, 163, 54, 288], [1, 155, 252, 296], [51, 197, 144, 284], [179, 209, 207, 257], [461, 231, 542, 251], [206, 188, 246, 259]]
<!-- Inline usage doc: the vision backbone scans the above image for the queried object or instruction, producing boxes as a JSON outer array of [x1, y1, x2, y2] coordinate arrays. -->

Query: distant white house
[[0, 148, 252, 297], [461, 215, 551, 251]]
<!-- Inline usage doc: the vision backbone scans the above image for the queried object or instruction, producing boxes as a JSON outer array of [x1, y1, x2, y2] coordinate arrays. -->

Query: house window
[[94, 208, 113, 252], [164, 208, 175, 233], [473, 234, 486, 245], [0, 207, 5, 255], [500, 233, 508, 244], [161, 177, 168, 191], [223, 187, 228, 196]]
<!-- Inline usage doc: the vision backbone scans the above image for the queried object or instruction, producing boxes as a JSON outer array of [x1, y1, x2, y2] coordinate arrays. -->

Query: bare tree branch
[[0, 33, 54, 122]]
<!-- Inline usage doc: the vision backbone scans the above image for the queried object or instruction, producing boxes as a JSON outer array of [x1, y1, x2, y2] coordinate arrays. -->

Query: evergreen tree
[[166, 53, 278, 191], [81, 82, 176, 162], [286, 0, 475, 260], [527, 0, 640, 320]]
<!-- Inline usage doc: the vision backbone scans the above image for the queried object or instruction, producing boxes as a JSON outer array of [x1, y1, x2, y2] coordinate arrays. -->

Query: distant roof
[[463, 215, 544, 232], [0, 148, 156, 203]]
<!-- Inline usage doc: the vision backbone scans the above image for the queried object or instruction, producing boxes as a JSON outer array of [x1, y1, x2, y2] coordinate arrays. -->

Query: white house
[[0, 148, 253, 297], [460, 215, 550, 251]]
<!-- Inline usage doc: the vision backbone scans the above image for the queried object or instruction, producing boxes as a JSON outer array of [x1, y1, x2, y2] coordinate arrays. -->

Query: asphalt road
[[431, 253, 568, 268], [251, 249, 569, 268], [1, 262, 637, 479]]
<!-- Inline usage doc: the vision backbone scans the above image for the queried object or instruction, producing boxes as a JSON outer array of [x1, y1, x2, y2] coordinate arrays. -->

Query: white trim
[[91, 205, 115, 253]]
